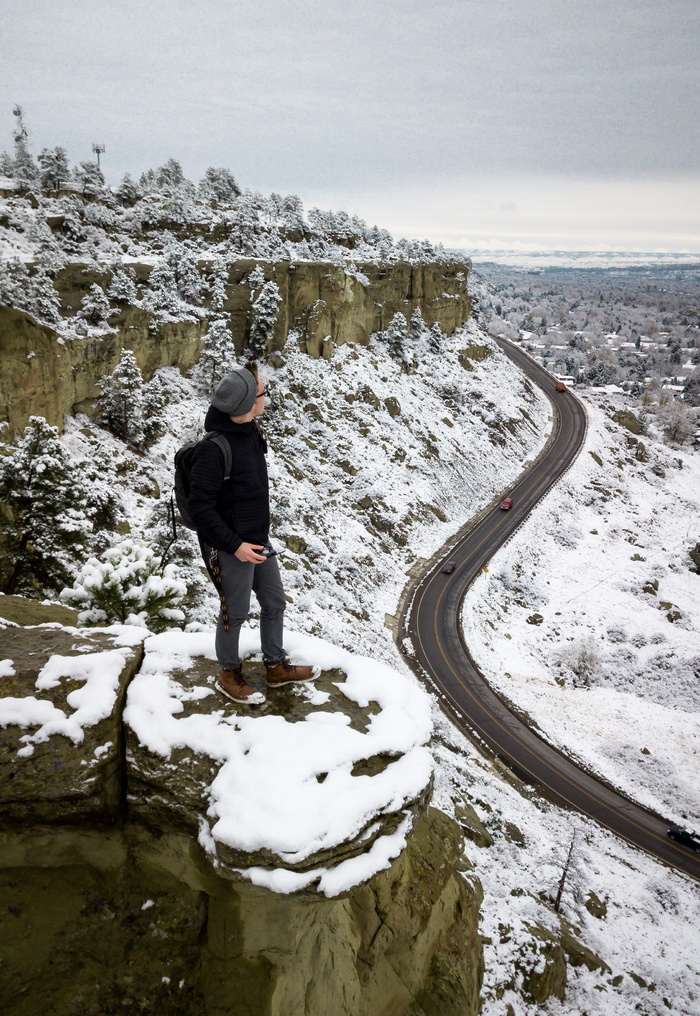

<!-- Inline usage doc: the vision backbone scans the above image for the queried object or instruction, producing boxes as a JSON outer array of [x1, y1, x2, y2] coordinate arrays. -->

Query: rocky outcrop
[[0, 258, 470, 437], [0, 807, 482, 1016], [0, 304, 209, 438], [0, 620, 483, 1016]]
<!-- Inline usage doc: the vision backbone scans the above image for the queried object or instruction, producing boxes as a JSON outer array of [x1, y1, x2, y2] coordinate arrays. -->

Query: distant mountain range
[[461, 250, 700, 269]]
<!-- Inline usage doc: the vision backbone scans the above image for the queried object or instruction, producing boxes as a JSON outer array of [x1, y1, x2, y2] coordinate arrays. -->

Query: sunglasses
[[256, 387, 269, 399]]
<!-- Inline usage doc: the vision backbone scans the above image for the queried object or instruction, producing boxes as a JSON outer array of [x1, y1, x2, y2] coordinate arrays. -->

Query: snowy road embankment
[[462, 391, 700, 825]]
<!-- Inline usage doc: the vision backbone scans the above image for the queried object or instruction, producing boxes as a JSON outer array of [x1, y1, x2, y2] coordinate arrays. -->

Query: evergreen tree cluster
[[98, 349, 168, 450], [0, 258, 61, 324], [0, 417, 119, 596]]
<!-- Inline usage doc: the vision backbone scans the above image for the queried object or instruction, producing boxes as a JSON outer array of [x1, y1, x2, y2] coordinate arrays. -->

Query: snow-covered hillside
[[63, 320, 550, 661]]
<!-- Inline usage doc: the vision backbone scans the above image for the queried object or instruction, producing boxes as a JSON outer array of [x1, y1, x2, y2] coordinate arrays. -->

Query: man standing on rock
[[188, 364, 317, 704]]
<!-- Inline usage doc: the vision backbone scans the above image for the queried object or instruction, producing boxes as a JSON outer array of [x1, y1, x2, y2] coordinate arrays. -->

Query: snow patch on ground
[[124, 628, 433, 896]]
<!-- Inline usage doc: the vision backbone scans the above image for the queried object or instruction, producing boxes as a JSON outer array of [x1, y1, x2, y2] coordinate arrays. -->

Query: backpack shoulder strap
[[204, 432, 233, 482]]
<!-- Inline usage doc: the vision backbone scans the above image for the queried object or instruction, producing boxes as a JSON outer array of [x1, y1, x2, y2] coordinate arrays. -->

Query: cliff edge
[[0, 608, 483, 1016]]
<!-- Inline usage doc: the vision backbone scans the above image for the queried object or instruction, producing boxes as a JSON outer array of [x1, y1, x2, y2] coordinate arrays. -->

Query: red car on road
[[442, 561, 457, 574], [500, 497, 514, 510]]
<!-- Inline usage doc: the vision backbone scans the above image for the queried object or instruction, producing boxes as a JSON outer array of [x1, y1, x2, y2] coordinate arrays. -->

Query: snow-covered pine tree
[[0, 417, 101, 595], [154, 158, 195, 198], [107, 263, 137, 304], [247, 264, 266, 292], [60, 540, 186, 632], [139, 168, 156, 193], [28, 268, 61, 325], [98, 348, 145, 446], [38, 147, 70, 191], [281, 195, 304, 231], [58, 198, 87, 250], [0, 259, 61, 325], [208, 256, 229, 314], [190, 316, 238, 392], [78, 283, 111, 326], [141, 258, 181, 317], [409, 307, 427, 342], [13, 130, 38, 188], [384, 311, 408, 360], [116, 173, 141, 204], [248, 280, 281, 356], [0, 151, 14, 178], [146, 496, 211, 622], [0, 258, 29, 311], [428, 322, 444, 353], [198, 167, 241, 203], [231, 193, 263, 253], [75, 160, 105, 197], [141, 370, 168, 448], [171, 245, 202, 305]]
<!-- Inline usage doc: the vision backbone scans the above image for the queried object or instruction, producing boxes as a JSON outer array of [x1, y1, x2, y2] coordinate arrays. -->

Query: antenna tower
[[12, 105, 28, 144]]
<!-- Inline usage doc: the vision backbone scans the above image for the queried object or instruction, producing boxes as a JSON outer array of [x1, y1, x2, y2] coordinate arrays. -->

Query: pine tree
[[108, 264, 137, 304], [75, 160, 104, 196], [384, 312, 408, 360], [13, 142, 38, 187], [428, 322, 444, 354], [281, 195, 304, 231], [0, 417, 101, 595], [171, 246, 202, 304], [116, 173, 141, 204], [0, 258, 29, 311], [208, 256, 229, 314], [78, 283, 111, 326], [146, 496, 210, 622], [61, 540, 186, 631], [139, 168, 156, 193], [0, 151, 14, 178], [98, 349, 145, 446], [409, 307, 427, 342], [198, 167, 241, 203], [248, 280, 281, 356], [142, 258, 181, 317], [0, 259, 60, 325], [141, 370, 168, 448], [246, 265, 266, 293], [28, 269, 61, 324], [154, 158, 195, 198], [231, 194, 262, 252], [38, 147, 70, 191], [190, 316, 238, 393]]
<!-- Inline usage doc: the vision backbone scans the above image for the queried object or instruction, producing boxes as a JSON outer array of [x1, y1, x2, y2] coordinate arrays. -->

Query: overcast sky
[[2, 0, 698, 251]]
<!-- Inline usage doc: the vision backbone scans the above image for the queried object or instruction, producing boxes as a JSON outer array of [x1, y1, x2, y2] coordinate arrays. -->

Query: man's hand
[[235, 542, 266, 563]]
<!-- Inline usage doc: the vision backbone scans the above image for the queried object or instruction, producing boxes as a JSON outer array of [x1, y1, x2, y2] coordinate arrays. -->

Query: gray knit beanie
[[211, 368, 258, 417]]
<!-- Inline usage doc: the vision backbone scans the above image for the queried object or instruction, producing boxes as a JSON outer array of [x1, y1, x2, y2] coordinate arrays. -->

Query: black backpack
[[173, 432, 233, 530]]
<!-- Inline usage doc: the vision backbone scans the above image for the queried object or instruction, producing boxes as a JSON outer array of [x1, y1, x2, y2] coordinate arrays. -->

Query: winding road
[[401, 337, 700, 881]]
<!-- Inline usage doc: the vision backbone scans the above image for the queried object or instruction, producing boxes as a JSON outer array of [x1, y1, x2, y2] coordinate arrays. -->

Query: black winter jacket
[[188, 407, 270, 553]]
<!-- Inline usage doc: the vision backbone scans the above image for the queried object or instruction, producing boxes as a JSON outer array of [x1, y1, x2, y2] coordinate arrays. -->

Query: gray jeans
[[214, 549, 286, 669]]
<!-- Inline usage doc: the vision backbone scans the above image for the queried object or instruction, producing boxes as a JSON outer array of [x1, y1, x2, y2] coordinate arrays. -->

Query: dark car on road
[[667, 825, 700, 853], [441, 561, 457, 574], [500, 497, 513, 510]]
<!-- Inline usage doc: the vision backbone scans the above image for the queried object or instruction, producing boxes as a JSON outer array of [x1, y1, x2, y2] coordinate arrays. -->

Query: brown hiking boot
[[215, 666, 266, 705], [265, 658, 320, 688]]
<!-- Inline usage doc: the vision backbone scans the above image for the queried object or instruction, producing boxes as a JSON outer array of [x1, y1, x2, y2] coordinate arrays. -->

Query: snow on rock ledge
[[0, 622, 146, 822], [125, 629, 434, 896]]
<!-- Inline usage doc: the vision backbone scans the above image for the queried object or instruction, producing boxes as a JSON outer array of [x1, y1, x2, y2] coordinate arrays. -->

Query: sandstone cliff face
[[0, 612, 484, 1016], [0, 258, 470, 437]]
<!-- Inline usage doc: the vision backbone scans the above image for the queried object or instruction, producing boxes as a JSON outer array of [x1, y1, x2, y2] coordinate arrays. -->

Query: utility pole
[[92, 143, 105, 169]]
